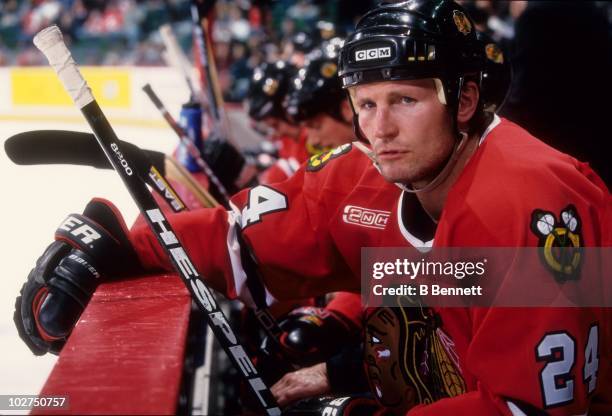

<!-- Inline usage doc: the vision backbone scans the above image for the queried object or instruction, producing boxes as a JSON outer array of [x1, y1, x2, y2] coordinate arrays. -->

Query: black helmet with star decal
[[245, 60, 297, 122], [286, 37, 347, 124]]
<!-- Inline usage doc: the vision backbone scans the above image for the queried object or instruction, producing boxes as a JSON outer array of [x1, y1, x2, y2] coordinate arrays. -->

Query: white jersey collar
[[479, 113, 501, 146], [396, 193, 434, 252]]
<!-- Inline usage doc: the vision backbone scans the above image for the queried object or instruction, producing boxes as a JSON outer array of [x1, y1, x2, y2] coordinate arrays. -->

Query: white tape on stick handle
[[33, 25, 94, 109]]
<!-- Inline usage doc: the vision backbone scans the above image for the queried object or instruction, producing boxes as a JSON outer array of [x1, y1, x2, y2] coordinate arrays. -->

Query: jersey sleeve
[[128, 154, 358, 306], [326, 292, 364, 330]]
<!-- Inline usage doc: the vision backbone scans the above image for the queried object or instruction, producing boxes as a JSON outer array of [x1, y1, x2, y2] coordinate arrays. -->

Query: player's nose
[[373, 107, 398, 141]]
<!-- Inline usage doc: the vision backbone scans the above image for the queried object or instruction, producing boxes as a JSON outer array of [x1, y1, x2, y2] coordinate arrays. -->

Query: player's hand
[[13, 199, 141, 355], [271, 362, 331, 407]]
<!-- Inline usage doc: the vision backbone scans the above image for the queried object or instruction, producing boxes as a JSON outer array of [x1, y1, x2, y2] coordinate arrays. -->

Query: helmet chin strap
[[352, 131, 468, 195]]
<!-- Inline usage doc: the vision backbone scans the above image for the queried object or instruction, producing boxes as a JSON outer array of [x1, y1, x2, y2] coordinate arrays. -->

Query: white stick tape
[[33, 25, 94, 109]]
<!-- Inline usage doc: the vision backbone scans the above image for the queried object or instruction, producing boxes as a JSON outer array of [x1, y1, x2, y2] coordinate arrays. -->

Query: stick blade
[[5, 130, 110, 168], [4, 130, 167, 176]]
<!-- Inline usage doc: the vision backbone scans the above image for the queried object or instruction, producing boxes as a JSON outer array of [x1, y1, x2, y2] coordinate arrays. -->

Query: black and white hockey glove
[[284, 395, 383, 416], [14, 198, 141, 355]]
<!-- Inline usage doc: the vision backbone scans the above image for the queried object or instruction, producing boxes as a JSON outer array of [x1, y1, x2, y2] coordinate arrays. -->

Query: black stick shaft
[[143, 84, 289, 357], [33, 24, 280, 414], [81, 100, 280, 415]]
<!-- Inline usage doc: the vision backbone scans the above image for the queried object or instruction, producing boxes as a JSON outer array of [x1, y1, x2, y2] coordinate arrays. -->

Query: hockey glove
[[260, 306, 360, 373], [14, 198, 140, 355], [201, 135, 258, 195], [283, 394, 383, 416]]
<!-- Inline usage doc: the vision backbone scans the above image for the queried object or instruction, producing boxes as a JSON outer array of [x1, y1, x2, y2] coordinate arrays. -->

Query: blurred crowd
[[0, 1, 609, 94], [0, 0, 611, 181]]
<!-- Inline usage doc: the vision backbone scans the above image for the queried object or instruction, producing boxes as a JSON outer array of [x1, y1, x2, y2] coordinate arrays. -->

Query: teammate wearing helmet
[[15, 2, 610, 415], [286, 37, 355, 152], [245, 60, 309, 184], [281, 20, 339, 68]]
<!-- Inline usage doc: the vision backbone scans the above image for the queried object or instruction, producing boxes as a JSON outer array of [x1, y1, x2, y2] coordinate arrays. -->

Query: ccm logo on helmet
[[343, 205, 390, 230], [355, 46, 392, 62]]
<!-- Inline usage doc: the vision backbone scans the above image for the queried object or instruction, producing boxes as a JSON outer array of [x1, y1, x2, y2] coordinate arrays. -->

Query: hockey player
[[246, 56, 366, 386], [15, 1, 610, 415], [286, 37, 355, 151], [272, 27, 517, 410], [245, 60, 310, 184]]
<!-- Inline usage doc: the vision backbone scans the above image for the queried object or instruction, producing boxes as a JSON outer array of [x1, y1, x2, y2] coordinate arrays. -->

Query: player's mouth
[[376, 149, 408, 161]]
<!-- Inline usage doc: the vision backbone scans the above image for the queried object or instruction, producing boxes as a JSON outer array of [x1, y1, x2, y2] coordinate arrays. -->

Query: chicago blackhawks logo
[[262, 78, 279, 96], [530, 204, 583, 282], [485, 43, 504, 64], [320, 62, 338, 79], [452, 10, 472, 35], [306, 143, 352, 172], [364, 297, 465, 414]]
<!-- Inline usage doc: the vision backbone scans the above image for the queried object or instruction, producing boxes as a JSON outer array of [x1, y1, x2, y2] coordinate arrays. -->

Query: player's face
[[352, 79, 454, 187], [303, 113, 351, 151], [262, 116, 301, 139]]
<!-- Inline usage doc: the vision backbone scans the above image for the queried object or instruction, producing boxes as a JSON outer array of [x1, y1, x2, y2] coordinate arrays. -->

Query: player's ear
[[457, 80, 479, 129], [340, 99, 353, 123]]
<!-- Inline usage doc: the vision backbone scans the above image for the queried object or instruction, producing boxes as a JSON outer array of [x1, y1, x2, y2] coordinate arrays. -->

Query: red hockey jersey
[[129, 117, 610, 415]]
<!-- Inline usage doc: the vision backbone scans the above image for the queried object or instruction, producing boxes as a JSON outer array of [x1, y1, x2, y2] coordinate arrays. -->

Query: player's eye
[[400, 96, 415, 105], [357, 99, 375, 111]]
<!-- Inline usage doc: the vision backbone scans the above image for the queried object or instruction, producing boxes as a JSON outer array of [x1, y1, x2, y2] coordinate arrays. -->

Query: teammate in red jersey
[[15, 1, 610, 415]]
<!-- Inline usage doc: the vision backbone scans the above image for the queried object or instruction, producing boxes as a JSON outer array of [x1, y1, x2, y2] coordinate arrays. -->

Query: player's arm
[[129, 154, 359, 304]]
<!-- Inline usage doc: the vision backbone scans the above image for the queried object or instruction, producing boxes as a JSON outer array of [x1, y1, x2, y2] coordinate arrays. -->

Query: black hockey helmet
[[245, 60, 297, 122], [476, 31, 511, 113], [286, 37, 347, 123], [291, 30, 318, 54], [338, 0, 484, 113]]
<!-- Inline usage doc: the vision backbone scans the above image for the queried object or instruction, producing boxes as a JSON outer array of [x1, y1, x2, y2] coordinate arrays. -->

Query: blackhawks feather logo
[[365, 297, 465, 414], [530, 204, 583, 282]]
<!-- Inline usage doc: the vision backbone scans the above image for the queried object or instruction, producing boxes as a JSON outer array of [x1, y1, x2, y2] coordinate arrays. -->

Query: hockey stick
[[5, 130, 218, 209], [142, 84, 291, 355], [190, 0, 237, 148], [159, 24, 198, 101], [142, 83, 231, 204], [5, 130, 187, 213], [190, 0, 220, 122], [33, 26, 280, 415]]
